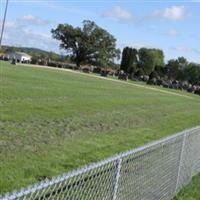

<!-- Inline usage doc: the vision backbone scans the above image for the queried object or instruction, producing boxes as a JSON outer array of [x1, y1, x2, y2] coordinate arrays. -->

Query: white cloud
[[171, 46, 191, 52], [192, 48, 200, 54], [0, 19, 59, 53], [19, 15, 50, 26], [102, 6, 134, 22], [171, 46, 200, 55], [164, 29, 179, 36], [153, 6, 187, 21]]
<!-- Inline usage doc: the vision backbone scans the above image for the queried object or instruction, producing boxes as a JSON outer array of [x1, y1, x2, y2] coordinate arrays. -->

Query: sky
[[0, 0, 200, 63]]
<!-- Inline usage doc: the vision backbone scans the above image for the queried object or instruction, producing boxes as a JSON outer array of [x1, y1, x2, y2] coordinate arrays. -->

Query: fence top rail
[[1, 126, 200, 200]]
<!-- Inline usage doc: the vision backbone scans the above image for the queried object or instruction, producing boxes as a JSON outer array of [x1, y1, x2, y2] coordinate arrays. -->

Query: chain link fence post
[[112, 158, 122, 200], [175, 131, 187, 193]]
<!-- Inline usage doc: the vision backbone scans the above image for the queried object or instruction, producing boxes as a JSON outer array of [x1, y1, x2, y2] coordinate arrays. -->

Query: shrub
[[135, 68, 145, 77], [149, 71, 159, 80]]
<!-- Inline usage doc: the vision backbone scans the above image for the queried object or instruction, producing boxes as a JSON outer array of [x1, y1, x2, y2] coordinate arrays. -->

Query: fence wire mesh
[[1, 126, 200, 200]]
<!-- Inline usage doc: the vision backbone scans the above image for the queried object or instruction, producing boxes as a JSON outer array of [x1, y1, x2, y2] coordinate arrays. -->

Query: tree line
[[120, 47, 200, 85], [1, 20, 199, 87], [1, 46, 71, 63], [52, 20, 199, 86]]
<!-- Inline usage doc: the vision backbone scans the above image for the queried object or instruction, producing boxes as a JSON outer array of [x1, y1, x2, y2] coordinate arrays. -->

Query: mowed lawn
[[173, 174, 200, 200], [0, 61, 200, 195]]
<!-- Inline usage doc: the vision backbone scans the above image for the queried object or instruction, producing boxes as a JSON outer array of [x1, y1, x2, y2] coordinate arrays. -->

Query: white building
[[5, 52, 31, 62]]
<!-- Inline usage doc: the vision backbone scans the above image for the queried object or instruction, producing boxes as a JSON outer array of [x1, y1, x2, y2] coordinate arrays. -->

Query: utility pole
[[0, 0, 9, 49]]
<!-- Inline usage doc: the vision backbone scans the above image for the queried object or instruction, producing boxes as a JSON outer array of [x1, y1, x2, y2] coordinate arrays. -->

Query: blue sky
[[1, 0, 200, 63]]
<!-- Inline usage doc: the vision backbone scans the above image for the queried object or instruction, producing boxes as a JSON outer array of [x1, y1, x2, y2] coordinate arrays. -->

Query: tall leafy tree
[[184, 63, 200, 84], [138, 48, 164, 75], [120, 47, 129, 72], [177, 57, 188, 80], [166, 59, 179, 80], [166, 57, 188, 80], [51, 20, 120, 67], [120, 47, 137, 73]]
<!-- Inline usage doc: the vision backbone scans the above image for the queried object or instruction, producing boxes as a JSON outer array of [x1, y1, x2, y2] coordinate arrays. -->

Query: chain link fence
[[1, 126, 200, 200]]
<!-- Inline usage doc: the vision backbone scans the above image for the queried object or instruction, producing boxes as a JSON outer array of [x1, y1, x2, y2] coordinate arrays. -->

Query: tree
[[184, 63, 200, 85], [166, 59, 179, 80], [138, 48, 164, 75], [166, 57, 188, 80], [177, 57, 188, 80], [149, 71, 160, 80], [120, 47, 129, 72], [154, 65, 165, 78], [51, 20, 120, 67], [120, 47, 137, 73]]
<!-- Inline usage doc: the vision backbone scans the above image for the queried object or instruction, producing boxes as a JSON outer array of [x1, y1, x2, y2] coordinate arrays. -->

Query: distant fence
[[1, 126, 200, 200]]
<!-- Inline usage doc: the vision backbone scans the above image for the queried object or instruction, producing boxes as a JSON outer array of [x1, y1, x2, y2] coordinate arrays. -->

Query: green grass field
[[173, 174, 200, 200], [0, 61, 200, 195]]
